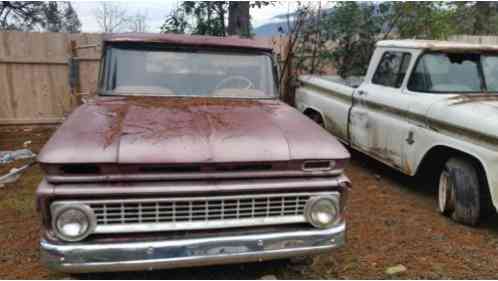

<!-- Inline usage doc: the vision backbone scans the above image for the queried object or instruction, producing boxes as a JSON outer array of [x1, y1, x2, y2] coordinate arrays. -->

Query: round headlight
[[52, 204, 95, 242], [305, 196, 340, 229]]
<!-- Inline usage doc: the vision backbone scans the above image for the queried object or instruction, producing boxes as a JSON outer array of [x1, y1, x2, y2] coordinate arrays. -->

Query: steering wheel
[[215, 76, 254, 90]]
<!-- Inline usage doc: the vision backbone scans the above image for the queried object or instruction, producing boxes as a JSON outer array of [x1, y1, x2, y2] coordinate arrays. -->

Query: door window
[[372, 51, 412, 88]]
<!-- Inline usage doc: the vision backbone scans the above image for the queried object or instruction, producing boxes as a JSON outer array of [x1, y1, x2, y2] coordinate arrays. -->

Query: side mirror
[[68, 57, 80, 94]]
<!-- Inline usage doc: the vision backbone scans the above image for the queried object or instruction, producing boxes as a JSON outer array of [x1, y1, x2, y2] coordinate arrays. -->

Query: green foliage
[[390, 2, 454, 39], [61, 3, 81, 33], [161, 1, 227, 36], [44, 2, 61, 32], [161, 8, 189, 34], [323, 2, 385, 77], [161, 1, 269, 37], [44, 2, 81, 33], [450, 2, 498, 35], [192, 2, 227, 36], [0, 1, 80, 32], [0, 2, 46, 31], [292, 5, 330, 74]]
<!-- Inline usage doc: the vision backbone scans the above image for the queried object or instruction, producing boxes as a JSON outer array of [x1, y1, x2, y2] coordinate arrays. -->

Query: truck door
[[349, 49, 414, 171]]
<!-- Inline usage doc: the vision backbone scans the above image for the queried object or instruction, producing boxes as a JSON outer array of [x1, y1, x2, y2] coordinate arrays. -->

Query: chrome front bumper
[[41, 223, 345, 273]]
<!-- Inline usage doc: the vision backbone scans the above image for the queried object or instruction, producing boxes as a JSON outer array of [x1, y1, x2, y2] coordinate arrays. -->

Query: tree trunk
[[227, 1, 250, 37]]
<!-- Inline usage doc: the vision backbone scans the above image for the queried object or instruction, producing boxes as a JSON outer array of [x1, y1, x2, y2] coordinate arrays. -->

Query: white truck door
[[349, 49, 414, 172]]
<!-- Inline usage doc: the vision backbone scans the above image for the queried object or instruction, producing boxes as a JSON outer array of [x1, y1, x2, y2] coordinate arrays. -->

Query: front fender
[[407, 126, 498, 210]]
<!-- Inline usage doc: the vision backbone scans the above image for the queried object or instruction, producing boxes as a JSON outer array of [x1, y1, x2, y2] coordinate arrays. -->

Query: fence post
[[68, 40, 82, 106]]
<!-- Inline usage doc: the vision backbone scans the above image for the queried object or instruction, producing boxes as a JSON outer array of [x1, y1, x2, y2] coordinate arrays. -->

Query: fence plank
[[0, 57, 68, 64], [0, 118, 64, 125]]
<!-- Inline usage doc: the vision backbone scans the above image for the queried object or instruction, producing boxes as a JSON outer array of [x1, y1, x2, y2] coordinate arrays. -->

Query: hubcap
[[438, 170, 452, 213]]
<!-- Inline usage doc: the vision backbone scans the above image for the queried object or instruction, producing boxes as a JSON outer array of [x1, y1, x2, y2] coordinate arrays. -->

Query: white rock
[[385, 264, 407, 275], [23, 140, 32, 147]]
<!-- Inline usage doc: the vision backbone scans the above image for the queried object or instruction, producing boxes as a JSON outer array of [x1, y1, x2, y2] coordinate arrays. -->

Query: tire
[[438, 157, 481, 226]]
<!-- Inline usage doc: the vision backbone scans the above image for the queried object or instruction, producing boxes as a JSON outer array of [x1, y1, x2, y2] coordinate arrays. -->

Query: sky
[[72, 1, 301, 33]]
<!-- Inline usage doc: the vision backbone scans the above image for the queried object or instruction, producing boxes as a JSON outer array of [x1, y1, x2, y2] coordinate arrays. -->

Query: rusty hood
[[38, 97, 349, 164]]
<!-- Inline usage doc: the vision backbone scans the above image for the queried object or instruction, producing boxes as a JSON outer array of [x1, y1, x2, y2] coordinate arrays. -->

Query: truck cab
[[297, 40, 498, 226], [37, 33, 350, 273]]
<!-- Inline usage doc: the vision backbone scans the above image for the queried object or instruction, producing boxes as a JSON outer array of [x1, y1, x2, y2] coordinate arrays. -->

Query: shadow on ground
[[77, 260, 293, 280]]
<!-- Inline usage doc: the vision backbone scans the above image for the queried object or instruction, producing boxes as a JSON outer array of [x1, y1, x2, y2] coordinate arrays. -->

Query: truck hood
[[39, 96, 349, 164], [428, 94, 498, 143]]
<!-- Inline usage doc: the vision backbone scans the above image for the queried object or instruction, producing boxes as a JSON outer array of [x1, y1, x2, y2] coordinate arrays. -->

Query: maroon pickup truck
[[36, 33, 350, 273]]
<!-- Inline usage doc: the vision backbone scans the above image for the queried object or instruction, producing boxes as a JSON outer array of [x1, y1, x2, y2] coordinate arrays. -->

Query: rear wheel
[[437, 157, 481, 226]]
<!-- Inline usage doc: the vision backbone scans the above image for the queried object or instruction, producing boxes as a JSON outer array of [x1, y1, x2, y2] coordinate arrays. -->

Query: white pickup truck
[[296, 40, 498, 226]]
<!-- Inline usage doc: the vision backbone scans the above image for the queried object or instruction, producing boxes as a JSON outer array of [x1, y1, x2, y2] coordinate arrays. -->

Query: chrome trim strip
[[55, 192, 337, 204], [95, 216, 306, 233], [46, 169, 344, 183], [45, 176, 350, 197], [41, 223, 345, 273], [51, 192, 339, 234]]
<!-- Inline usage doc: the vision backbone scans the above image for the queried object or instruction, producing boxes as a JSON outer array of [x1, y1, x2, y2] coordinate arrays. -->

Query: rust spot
[[92, 96, 261, 147], [448, 94, 498, 105], [94, 96, 260, 109], [403, 158, 412, 175], [368, 146, 401, 170], [102, 103, 129, 147]]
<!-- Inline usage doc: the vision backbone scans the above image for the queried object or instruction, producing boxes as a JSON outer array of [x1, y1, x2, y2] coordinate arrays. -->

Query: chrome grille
[[91, 196, 307, 224], [53, 192, 339, 234]]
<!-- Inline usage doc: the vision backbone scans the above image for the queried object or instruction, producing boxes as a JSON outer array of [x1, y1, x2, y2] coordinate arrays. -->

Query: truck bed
[[299, 75, 363, 88], [317, 76, 364, 88], [295, 75, 362, 143], [298, 75, 363, 97]]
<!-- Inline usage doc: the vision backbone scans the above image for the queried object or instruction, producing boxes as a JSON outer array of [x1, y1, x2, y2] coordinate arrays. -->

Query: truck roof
[[103, 33, 273, 51], [377, 39, 498, 52]]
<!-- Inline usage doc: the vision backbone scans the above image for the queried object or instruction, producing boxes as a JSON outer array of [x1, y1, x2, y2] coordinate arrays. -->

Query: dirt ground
[[1, 126, 498, 279]]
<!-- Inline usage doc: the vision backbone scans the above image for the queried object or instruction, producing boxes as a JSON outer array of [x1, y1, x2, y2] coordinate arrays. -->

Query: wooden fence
[[0, 32, 101, 125], [1, 32, 498, 125]]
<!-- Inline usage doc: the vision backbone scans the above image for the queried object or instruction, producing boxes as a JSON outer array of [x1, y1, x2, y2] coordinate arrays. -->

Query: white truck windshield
[[408, 52, 498, 93]]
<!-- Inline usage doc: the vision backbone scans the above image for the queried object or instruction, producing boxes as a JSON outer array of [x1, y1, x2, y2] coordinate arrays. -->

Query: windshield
[[101, 46, 277, 98], [408, 52, 498, 93]]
